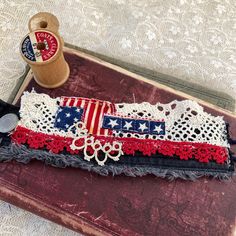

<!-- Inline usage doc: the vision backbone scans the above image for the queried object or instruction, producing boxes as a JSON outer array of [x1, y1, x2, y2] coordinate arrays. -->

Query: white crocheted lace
[[19, 91, 74, 138], [114, 101, 229, 147], [70, 122, 123, 166], [18, 91, 229, 148]]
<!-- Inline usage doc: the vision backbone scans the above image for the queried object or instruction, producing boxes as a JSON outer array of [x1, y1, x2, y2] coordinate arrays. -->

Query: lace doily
[[0, 201, 78, 236]]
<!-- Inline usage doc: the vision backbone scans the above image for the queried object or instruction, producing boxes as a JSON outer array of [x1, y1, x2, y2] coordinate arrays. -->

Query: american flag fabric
[[56, 96, 166, 136], [58, 96, 116, 135], [102, 115, 165, 135], [54, 106, 84, 130]]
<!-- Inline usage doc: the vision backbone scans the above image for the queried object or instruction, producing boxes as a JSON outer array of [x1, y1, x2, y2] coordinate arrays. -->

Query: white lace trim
[[115, 101, 228, 147], [70, 122, 123, 166], [18, 91, 229, 147], [18, 91, 74, 137]]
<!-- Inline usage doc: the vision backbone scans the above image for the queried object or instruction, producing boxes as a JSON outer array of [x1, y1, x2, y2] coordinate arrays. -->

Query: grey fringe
[[0, 143, 233, 181]]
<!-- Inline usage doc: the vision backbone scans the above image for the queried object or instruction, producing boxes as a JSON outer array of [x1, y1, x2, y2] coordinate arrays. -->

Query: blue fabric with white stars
[[149, 121, 165, 135], [103, 116, 122, 130], [122, 118, 135, 132], [54, 106, 84, 130], [134, 120, 149, 133], [102, 115, 165, 135]]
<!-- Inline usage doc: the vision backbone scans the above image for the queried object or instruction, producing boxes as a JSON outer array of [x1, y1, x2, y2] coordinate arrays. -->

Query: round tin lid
[[21, 30, 59, 63]]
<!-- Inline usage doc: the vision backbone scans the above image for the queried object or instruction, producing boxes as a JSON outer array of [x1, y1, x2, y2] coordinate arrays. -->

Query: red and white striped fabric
[[60, 96, 116, 136]]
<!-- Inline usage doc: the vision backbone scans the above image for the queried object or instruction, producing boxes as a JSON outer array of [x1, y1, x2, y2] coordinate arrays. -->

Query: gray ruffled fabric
[[0, 143, 233, 181]]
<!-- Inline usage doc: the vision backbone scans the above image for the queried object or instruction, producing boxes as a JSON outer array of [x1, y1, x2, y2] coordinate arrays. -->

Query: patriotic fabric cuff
[[9, 90, 231, 168]]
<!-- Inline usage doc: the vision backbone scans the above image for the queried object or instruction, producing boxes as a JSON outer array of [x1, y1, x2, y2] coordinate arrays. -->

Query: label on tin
[[21, 31, 58, 62]]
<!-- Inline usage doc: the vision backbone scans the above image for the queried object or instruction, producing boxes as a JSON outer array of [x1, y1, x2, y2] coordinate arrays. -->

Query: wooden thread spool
[[28, 12, 60, 34], [20, 12, 69, 88]]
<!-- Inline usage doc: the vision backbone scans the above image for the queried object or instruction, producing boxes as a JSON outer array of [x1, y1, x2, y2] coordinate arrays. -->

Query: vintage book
[[0, 46, 236, 235]]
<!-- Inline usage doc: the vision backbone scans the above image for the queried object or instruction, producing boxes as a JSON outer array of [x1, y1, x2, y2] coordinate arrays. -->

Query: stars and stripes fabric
[[58, 96, 116, 136], [54, 106, 84, 130], [56, 96, 166, 136], [102, 115, 165, 135]]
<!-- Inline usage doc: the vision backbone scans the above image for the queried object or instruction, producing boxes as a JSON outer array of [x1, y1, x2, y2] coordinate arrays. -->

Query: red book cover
[[0, 49, 236, 235]]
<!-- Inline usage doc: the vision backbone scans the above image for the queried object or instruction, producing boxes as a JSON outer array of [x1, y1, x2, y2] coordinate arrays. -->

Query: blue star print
[[150, 121, 165, 135], [54, 106, 84, 130], [102, 116, 122, 130]]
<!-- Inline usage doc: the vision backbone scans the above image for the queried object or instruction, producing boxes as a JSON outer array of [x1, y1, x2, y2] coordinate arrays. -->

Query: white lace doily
[[0, 201, 79, 236], [0, 0, 236, 103]]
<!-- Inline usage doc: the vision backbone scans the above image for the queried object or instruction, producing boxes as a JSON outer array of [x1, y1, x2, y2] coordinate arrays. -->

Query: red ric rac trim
[[11, 126, 229, 164]]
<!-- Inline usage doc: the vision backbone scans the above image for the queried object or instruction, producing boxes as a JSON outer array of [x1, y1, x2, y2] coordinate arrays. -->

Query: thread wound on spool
[[21, 14, 70, 88]]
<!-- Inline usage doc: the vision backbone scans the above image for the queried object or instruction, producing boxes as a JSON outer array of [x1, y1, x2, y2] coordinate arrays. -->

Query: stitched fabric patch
[[103, 116, 122, 130], [60, 96, 116, 135], [102, 115, 165, 135], [54, 106, 84, 130]]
